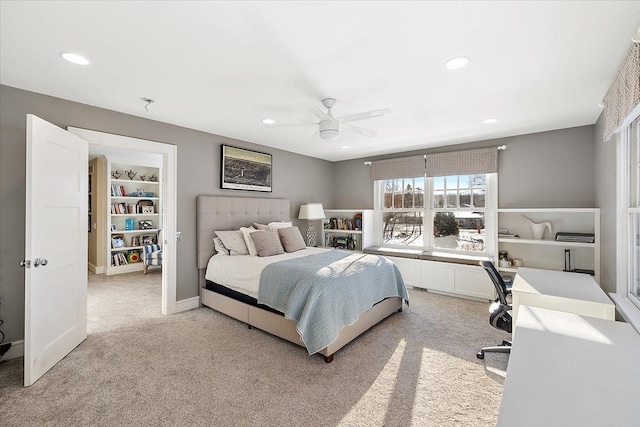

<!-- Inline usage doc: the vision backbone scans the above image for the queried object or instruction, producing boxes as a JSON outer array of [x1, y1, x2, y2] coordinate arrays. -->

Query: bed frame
[[196, 195, 403, 363]]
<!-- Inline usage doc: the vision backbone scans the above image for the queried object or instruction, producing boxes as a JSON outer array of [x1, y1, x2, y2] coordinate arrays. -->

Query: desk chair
[[477, 260, 512, 359]]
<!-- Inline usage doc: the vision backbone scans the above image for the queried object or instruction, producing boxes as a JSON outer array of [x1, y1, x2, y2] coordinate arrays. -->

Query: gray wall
[[0, 85, 334, 344], [334, 125, 596, 209], [594, 114, 617, 293]]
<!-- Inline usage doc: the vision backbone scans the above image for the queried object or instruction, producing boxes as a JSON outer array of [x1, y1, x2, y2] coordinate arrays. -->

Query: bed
[[196, 195, 407, 362]]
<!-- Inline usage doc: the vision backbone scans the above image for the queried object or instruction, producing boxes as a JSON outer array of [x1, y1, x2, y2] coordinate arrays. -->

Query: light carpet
[[0, 270, 509, 426]]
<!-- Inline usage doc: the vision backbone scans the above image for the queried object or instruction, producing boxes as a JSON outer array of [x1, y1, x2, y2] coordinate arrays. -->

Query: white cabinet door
[[387, 257, 420, 287], [24, 115, 88, 386], [455, 266, 495, 300], [420, 261, 455, 292]]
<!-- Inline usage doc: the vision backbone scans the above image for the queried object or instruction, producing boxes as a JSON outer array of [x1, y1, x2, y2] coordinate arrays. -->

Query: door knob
[[33, 258, 48, 267]]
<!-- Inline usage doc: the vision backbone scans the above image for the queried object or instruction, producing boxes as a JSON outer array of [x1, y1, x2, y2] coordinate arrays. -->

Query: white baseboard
[[88, 263, 105, 274], [174, 296, 200, 313], [1, 339, 24, 360]]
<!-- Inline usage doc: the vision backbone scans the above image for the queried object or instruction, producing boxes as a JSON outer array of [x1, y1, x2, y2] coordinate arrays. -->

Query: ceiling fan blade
[[344, 123, 377, 137], [338, 108, 392, 123], [303, 101, 331, 121], [264, 122, 316, 128]]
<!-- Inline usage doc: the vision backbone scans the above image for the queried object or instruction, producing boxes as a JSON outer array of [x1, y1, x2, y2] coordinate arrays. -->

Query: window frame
[[374, 173, 497, 257], [613, 113, 640, 331]]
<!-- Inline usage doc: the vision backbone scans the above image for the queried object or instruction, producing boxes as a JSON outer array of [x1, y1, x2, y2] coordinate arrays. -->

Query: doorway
[[68, 127, 178, 315]]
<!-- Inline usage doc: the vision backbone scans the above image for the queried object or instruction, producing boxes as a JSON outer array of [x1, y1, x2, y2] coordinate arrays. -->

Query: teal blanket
[[257, 250, 408, 355]]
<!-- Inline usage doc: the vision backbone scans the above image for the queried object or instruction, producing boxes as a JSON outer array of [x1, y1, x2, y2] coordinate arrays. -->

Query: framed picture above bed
[[221, 145, 272, 192]]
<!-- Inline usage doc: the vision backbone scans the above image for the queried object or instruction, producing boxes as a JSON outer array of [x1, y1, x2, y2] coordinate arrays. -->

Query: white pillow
[[213, 237, 229, 255], [240, 226, 259, 256], [215, 230, 249, 256], [268, 221, 292, 230]]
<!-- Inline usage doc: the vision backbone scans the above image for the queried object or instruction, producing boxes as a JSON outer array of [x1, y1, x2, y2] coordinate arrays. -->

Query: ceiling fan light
[[319, 119, 340, 140], [320, 129, 340, 140]]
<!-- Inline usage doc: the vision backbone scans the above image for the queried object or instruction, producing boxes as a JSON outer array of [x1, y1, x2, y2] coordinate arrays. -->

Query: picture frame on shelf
[[221, 145, 272, 192], [141, 234, 156, 245], [139, 220, 153, 229], [111, 234, 125, 248], [131, 235, 141, 247]]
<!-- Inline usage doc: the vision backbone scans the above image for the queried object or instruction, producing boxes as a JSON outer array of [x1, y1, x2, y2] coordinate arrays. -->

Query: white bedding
[[204, 247, 329, 298]]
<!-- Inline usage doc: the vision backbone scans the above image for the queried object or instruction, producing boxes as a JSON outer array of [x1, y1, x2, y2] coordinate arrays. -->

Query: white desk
[[498, 305, 640, 427], [511, 267, 615, 324]]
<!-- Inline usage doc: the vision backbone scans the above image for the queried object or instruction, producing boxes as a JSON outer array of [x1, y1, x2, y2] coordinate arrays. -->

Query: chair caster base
[[476, 350, 485, 359]]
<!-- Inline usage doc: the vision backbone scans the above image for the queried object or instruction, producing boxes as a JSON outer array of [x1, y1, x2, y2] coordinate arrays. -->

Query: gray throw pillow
[[251, 230, 285, 257], [278, 226, 307, 252]]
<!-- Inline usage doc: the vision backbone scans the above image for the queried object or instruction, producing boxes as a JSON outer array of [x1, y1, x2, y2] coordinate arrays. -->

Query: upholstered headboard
[[196, 196, 291, 270]]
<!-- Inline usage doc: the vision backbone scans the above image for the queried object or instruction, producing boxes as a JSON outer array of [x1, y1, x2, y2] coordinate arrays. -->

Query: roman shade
[[603, 43, 640, 141]]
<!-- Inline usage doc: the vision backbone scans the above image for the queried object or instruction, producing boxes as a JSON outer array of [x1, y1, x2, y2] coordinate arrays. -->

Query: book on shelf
[[555, 232, 595, 243]]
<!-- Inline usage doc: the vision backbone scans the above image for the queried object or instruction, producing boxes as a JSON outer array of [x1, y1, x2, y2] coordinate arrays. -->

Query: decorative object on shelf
[[513, 259, 523, 267], [353, 213, 363, 230], [136, 199, 154, 213], [499, 251, 508, 260], [125, 170, 137, 180], [221, 145, 272, 192], [136, 188, 145, 197], [142, 206, 154, 214], [144, 192, 154, 197], [128, 252, 140, 263], [141, 234, 156, 245], [298, 203, 325, 246], [139, 220, 153, 229], [498, 258, 512, 268], [111, 170, 122, 179], [125, 218, 135, 230], [521, 215, 552, 240], [131, 235, 141, 246], [110, 224, 117, 231], [149, 175, 158, 182], [139, 175, 147, 181]]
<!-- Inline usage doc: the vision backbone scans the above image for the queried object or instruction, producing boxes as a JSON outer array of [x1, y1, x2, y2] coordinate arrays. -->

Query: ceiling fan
[[265, 98, 392, 140]]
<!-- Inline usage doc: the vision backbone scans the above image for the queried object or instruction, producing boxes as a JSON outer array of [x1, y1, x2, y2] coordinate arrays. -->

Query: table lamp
[[298, 203, 325, 247]]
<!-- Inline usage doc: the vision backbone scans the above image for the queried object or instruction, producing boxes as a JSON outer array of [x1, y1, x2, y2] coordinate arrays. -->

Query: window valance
[[424, 147, 497, 177], [370, 147, 498, 180], [603, 43, 640, 141], [371, 155, 425, 180]]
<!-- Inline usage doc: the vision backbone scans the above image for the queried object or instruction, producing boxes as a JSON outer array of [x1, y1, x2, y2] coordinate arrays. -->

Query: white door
[[24, 114, 88, 386]]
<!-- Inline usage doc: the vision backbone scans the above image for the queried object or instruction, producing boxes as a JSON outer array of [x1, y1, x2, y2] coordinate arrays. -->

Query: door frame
[[68, 127, 179, 315]]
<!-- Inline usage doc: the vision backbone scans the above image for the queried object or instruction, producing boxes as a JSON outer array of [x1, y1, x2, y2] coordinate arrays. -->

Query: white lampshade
[[298, 203, 325, 220]]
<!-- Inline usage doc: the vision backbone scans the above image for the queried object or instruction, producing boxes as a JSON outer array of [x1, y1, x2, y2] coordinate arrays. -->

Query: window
[[625, 117, 640, 309], [382, 178, 424, 247], [433, 175, 486, 252], [378, 173, 496, 255]]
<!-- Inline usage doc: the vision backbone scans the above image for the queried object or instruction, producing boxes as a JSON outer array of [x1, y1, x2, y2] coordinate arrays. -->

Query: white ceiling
[[1, 1, 639, 162]]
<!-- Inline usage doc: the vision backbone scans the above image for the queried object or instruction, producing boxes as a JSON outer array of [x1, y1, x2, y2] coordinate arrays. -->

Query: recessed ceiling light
[[445, 56, 469, 70], [341, 145, 351, 149], [60, 51, 90, 65], [483, 118, 498, 124], [261, 119, 275, 125]]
